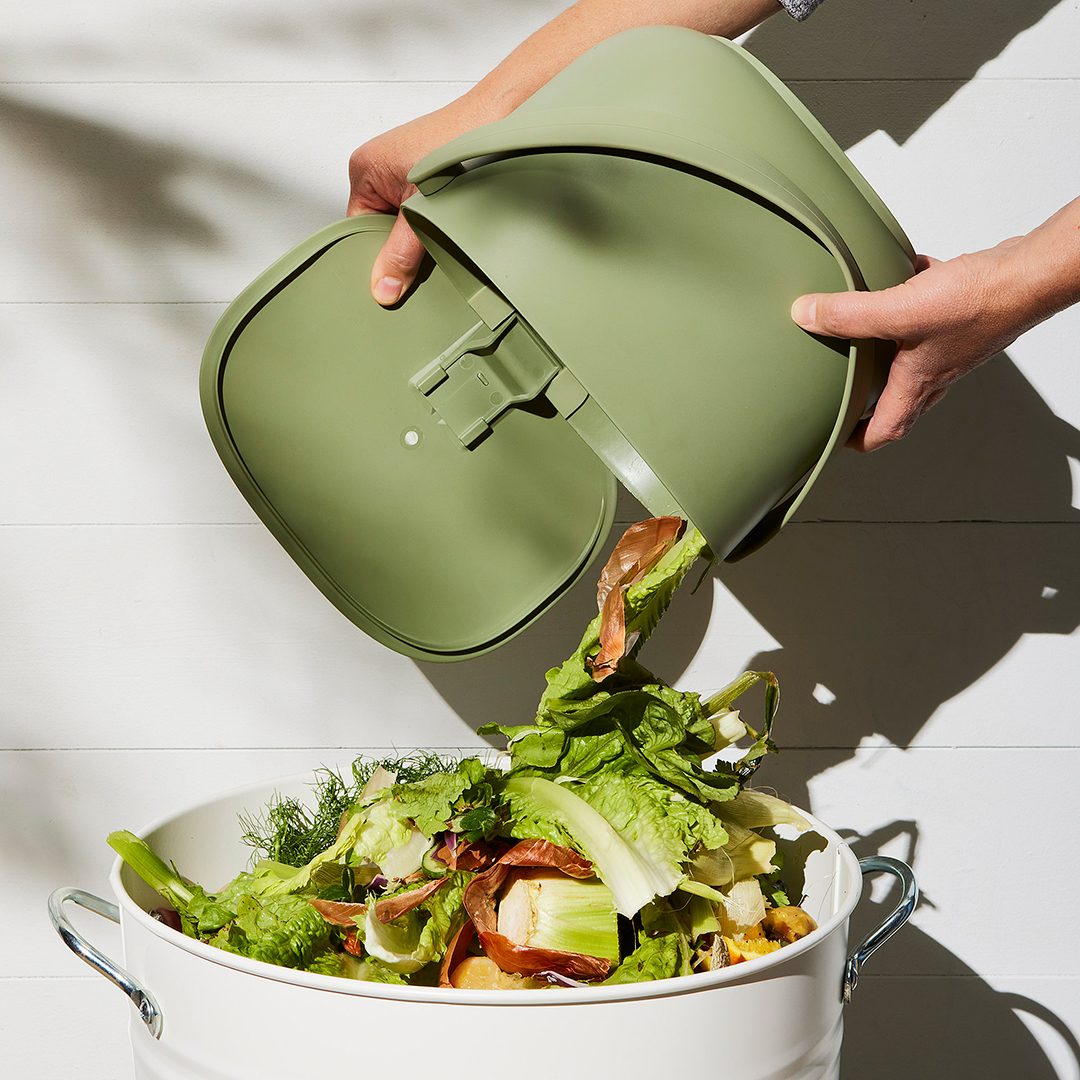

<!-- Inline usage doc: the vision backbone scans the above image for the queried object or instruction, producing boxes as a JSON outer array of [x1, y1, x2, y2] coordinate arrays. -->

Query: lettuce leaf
[[487, 682, 741, 804], [387, 757, 489, 837], [418, 871, 470, 952], [704, 671, 780, 780], [353, 871, 471, 974], [600, 931, 689, 985], [209, 893, 332, 969], [535, 529, 710, 711], [502, 775, 678, 916], [570, 762, 728, 893], [689, 822, 778, 888], [713, 788, 811, 832]]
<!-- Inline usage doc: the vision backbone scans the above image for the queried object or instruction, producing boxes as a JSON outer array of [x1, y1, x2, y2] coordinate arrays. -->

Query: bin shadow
[[421, 346, 1080, 1074], [424, 351, 1080, 779], [835, 825, 1080, 1080]]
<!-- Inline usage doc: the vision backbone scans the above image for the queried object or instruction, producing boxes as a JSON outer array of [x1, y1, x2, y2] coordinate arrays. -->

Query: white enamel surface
[[10, 2, 1080, 1078]]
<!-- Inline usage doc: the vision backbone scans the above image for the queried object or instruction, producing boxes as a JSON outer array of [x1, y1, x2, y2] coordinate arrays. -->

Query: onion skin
[[439, 921, 476, 988], [590, 517, 685, 681], [310, 876, 448, 928], [372, 878, 448, 923], [308, 899, 367, 927], [434, 837, 508, 872], [151, 907, 183, 933]]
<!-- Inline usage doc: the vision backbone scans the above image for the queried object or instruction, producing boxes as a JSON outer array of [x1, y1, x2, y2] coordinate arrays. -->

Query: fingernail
[[373, 276, 403, 305], [790, 296, 816, 327]]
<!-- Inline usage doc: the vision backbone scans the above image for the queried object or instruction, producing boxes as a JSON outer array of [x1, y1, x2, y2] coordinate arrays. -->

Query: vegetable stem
[[107, 830, 196, 909]]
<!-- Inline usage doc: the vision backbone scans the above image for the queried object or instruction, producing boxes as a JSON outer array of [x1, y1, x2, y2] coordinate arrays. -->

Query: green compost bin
[[200, 27, 916, 662]]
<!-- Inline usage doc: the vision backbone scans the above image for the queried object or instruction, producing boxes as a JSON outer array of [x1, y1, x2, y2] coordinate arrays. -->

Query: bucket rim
[[110, 766, 863, 1006]]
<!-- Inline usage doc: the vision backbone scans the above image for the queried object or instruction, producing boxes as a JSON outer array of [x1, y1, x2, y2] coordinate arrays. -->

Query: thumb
[[370, 211, 427, 306], [790, 287, 905, 341]]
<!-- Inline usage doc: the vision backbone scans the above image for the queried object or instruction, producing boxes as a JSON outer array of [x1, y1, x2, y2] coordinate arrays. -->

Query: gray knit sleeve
[[778, 0, 824, 20]]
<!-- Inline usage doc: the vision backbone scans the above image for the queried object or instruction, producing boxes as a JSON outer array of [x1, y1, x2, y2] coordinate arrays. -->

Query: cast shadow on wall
[[719, 351, 1080, 795], [841, 824, 1080, 1080]]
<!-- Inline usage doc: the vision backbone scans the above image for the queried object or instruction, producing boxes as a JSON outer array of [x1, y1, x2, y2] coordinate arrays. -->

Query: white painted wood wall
[[5, 1, 1080, 1075]]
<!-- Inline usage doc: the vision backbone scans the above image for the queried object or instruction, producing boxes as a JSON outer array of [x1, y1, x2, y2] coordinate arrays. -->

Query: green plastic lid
[[201, 28, 914, 661], [201, 217, 616, 660]]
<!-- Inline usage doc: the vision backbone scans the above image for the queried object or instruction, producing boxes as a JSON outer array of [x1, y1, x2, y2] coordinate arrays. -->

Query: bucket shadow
[[844, 966, 1078, 1080], [838, 825, 1080, 1079], [710, 352, 1080, 1080], [420, 311, 1080, 1080], [416, 4, 1080, 1066], [422, 354, 1080, 760]]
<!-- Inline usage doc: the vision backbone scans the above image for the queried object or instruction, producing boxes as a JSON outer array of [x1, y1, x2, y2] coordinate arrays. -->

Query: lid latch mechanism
[[410, 315, 560, 448]]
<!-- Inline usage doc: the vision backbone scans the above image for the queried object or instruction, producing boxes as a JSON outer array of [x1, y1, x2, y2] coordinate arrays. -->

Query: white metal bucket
[[51, 772, 916, 1080]]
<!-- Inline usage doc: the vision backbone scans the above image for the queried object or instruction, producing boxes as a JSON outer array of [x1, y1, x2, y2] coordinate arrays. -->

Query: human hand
[[347, 98, 493, 306], [789, 243, 1037, 452], [346, 2, 788, 307]]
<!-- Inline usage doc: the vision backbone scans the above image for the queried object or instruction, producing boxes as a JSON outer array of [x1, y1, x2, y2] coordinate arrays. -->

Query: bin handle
[[843, 856, 919, 1004], [48, 887, 163, 1038]]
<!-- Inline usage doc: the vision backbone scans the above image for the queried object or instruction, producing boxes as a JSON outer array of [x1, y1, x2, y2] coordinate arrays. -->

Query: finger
[[848, 376, 927, 452], [921, 387, 949, 412], [790, 287, 907, 342], [370, 211, 426, 306], [848, 352, 937, 452]]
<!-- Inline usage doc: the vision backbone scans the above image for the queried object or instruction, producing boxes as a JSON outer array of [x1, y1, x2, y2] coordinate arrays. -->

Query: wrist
[[1002, 200, 1080, 328]]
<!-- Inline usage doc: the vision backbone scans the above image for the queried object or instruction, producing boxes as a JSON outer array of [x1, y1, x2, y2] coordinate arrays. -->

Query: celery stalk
[[497, 870, 620, 961]]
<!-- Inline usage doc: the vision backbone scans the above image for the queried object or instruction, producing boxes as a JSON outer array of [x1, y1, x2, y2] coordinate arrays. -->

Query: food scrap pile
[[110, 519, 818, 989]]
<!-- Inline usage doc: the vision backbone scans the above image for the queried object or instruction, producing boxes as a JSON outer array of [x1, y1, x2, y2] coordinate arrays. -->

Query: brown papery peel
[[308, 898, 367, 927], [590, 516, 685, 682], [434, 837, 509, 873], [460, 839, 611, 982], [439, 920, 476, 987], [309, 876, 449, 928]]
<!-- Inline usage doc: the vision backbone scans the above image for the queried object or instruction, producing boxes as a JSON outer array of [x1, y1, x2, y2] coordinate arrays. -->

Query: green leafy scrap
[[601, 932, 688, 985], [240, 752, 462, 868], [108, 518, 802, 990], [212, 893, 332, 970]]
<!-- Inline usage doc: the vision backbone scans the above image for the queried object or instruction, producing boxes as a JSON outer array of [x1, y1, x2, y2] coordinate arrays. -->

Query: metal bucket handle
[[844, 856, 919, 1004], [48, 887, 163, 1038]]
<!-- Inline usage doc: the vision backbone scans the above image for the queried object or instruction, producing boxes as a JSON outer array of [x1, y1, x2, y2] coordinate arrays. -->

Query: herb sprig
[[239, 751, 458, 867]]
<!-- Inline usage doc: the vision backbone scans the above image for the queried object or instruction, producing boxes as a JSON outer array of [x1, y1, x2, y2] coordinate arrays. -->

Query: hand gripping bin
[[200, 28, 916, 661]]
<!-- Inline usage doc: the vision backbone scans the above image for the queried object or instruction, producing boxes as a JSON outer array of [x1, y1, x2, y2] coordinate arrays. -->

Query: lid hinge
[[410, 315, 560, 448]]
